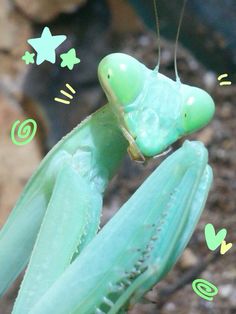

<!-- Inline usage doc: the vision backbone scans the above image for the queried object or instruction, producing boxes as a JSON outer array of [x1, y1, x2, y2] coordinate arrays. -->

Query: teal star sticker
[[60, 48, 81, 70], [28, 27, 67, 65], [22, 51, 35, 64]]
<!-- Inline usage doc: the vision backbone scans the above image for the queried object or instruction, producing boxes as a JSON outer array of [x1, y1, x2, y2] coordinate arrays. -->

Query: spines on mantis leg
[[114, 166, 213, 313], [0, 104, 128, 297], [29, 140, 212, 314], [12, 164, 102, 314]]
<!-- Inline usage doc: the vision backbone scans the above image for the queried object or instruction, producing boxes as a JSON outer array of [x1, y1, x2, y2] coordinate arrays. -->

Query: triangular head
[[98, 53, 215, 160]]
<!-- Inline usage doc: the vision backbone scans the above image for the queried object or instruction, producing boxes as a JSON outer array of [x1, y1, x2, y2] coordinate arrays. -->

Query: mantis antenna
[[153, 0, 161, 72], [174, 0, 188, 82]]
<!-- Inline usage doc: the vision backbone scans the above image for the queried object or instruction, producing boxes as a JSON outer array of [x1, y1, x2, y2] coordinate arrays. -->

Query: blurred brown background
[[0, 0, 235, 313]]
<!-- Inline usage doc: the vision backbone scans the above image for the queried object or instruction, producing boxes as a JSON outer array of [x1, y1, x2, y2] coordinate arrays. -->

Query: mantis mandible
[[0, 1, 215, 313]]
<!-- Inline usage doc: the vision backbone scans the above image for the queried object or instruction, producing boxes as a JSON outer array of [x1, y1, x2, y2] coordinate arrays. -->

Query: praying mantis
[[0, 1, 215, 313]]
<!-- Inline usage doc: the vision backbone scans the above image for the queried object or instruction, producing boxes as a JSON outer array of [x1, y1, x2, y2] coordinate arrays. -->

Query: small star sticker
[[28, 27, 67, 65], [22, 51, 35, 64], [60, 48, 81, 70]]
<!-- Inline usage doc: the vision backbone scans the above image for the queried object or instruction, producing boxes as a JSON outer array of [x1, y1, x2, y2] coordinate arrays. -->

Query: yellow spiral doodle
[[11, 119, 37, 146]]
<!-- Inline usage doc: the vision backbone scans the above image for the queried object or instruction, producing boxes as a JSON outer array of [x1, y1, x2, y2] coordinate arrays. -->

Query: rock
[[0, 92, 41, 227], [0, 0, 32, 53], [219, 284, 233, 298], [162, 302, 177, 312], [179, 248, 198, 269], [14, 0, 87, 22], [203, 71, 217, 90], [218, 284, 236, 307], [196, 126, 214, 145], [108, 0, 143, 33], [0, 0, 32, 78], [129, 303, 156, 314]]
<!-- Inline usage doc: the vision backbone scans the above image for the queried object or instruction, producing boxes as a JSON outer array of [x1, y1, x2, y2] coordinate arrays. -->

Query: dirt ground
[[0, 2, 235, 314]]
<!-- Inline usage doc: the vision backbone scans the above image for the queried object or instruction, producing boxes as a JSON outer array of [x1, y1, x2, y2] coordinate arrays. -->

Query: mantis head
[[98, 53, 215, 160], [180, 84, 215, 134], [98, 53, 146, 106]]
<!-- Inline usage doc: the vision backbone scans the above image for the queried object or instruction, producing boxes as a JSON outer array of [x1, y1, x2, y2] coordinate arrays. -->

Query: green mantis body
[[0, 52, 215, 313], [29, 141, 212, 314]]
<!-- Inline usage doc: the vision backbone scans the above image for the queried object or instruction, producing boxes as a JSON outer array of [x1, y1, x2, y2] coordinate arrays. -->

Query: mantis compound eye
[[98, 53, 146, 106], [181, 85, 215, 134]]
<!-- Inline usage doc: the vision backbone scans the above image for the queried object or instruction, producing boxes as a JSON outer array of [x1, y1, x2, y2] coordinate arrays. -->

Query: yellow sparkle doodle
[[54, 83, 76, 104], [11, 119, 37, 146], [217, 73, 232, 86]]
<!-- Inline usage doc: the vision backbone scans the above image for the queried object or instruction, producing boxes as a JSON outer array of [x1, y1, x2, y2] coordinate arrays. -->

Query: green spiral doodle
[[11, 119, 37, 146], [192, 279, 218, 301]]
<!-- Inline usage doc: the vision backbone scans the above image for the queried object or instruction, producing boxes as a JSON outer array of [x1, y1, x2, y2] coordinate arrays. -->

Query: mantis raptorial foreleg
[[27, 141, 212, 314], [0, 105, 128, 297], [0, 150, 71, 296], [12, 164, 102, 313]]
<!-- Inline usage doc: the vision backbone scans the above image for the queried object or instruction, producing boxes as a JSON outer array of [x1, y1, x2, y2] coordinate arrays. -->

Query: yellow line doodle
[[54, 83, 76, 104], [217, 73, 232, 86]]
